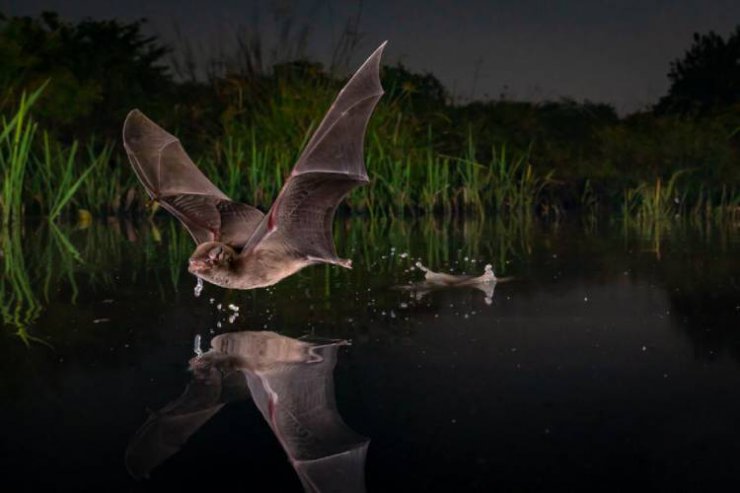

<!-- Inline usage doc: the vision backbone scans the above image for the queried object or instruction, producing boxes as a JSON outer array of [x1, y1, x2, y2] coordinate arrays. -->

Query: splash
[[194, 277, 204, 297], [193, 334, 203, 357]]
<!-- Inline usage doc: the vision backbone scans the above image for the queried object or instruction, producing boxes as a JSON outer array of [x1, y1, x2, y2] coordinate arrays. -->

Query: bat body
[[126, 331, 369, 492], [123, 43, 386, 290]]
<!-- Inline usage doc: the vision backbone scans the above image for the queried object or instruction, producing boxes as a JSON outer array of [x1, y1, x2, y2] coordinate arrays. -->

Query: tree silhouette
[[656, 26, 740, 114], [0, 12, 173, 139]]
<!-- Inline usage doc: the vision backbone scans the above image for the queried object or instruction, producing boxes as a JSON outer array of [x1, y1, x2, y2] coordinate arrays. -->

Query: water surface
[[1, 217, 739, 491]]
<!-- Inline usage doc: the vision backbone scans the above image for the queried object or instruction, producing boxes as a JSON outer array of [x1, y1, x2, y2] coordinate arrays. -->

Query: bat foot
[[336, 258, 353, 269], [306, 256, 353, 269]]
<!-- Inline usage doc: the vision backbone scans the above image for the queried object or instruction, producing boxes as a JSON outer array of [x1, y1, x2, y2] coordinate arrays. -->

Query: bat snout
[[188, 257, 210, 273]]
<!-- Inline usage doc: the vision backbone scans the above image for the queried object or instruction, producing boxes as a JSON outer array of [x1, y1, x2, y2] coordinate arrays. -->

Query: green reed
[[619, 169, 739, 226], [622, 171, 688, 223], [0, 83, 124, 225], [689, 184, 740, 224], [0, 87, 44, 225], [0, 80, 736, 225], [75, 140, 127, 215], [35, 133, 102, 222], [166, 219, 195, 290], [618, 168, 740, 259], [203, 128, 295, 209]]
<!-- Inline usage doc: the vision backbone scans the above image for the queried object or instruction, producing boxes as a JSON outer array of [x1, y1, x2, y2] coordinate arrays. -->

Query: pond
[[1, 216, 740, 491]]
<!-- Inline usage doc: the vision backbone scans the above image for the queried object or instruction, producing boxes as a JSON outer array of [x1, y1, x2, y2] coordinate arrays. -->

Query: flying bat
[[123, 43, 386, 290], [125, 331, 369, 492]]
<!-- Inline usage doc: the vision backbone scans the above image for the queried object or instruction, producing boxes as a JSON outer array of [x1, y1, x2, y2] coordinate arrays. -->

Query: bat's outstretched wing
[[212, 331, 370, 492], [242, 42, 386, 263], [123, 110, 264, 248], [124, 352, 250, 479]]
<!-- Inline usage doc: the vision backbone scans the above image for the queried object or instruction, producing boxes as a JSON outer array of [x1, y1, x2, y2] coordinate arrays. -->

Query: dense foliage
[[0, 12, 172, 139], [0, 12, 738, 221], [656, 26, 740, 115]]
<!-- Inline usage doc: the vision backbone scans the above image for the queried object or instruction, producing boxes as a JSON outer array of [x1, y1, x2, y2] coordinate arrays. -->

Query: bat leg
[[307, 255, 353, 269], [335, 258, 353, 269]]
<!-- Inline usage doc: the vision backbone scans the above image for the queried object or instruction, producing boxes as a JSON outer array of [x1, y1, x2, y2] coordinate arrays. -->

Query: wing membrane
[[123, 110, 263, 247], [243, 42, 386, 261]]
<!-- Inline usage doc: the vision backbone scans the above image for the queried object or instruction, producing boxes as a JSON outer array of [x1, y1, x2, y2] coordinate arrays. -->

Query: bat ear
[[208, 245, 223, 261]]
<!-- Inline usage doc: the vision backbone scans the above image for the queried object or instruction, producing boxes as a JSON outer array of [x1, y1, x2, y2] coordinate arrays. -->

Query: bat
[[125, 331, 369, 492], [123, 43, 386, 290]]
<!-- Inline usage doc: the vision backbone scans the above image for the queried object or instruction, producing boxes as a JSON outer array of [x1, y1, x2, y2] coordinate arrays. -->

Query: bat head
[[188, 242, 237, 285]]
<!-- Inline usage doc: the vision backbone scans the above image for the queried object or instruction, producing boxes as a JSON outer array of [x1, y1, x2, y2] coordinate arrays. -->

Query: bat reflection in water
[[126, 331, 369, 492], [122, 43, 386, 290]]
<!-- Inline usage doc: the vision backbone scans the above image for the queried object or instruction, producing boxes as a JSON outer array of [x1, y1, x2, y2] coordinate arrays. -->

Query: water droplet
[[193, 334, 203, 357]]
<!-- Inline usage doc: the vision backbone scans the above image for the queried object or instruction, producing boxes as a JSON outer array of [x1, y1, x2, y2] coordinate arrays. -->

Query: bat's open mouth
[[188, 258, 209, 273]]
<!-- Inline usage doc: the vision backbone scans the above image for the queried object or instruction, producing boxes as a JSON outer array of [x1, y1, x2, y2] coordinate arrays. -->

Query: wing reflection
[[126, 331, 368, 492], [125, 350, 248, 479]]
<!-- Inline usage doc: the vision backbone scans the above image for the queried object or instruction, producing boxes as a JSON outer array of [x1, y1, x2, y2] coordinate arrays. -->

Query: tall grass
[[0, 84, 119, 224], [74, 140, 128, 215], [199, 115, 554, 218], [35, 133, 101, 222], [622, 170, 740, 227], [690, 184, 740, 224], [0, 79, 736, 225], [0, 86, 45, 225], [622, 171, 689, 224]]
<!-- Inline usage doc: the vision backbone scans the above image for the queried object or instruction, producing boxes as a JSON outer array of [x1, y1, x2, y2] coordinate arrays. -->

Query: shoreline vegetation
[[1, 214, 735, 341], [0, 12, 738, 226]]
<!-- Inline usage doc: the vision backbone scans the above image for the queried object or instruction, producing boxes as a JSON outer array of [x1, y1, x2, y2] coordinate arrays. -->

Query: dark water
[[2, 217, 740, 492]]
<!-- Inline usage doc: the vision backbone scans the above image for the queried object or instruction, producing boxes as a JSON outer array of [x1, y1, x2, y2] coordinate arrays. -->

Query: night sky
[[4, 0, 739, 113]]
